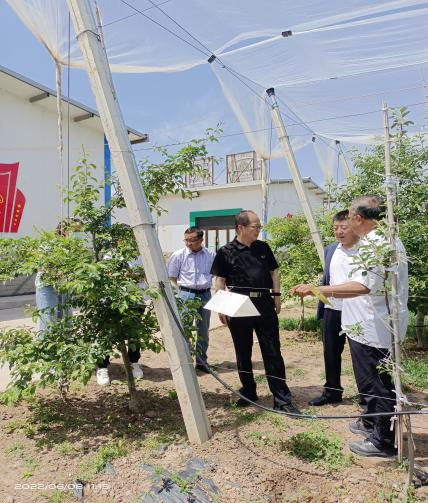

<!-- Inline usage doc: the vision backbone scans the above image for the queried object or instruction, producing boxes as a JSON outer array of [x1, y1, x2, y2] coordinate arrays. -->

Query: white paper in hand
[[204, 290, 260, 317]]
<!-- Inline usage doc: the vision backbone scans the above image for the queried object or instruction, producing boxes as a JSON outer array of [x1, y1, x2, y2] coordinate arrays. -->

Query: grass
[[54, 441, 78, 457], [279, 316, 321, 333], [245, 431, 276, 447], [3, 418, 27, 434], [319, 363, 355, 381], [404, 311, 428, 347], [169, 472, 194, 494], [230, 407, 262, 427], [5, 439, 39, 478], [402, 356, 428, 391], [254, 374, 267, 384], [5, 440, 26, 457], [41, 490, 73, 503], [370, 487, 421, 503], [153, 467, 196, 495], [141, 432, 176, 451], [289, 367, 306, 380], [281, 426, 353, 471], [259, 411, 288, 432], [77, 438, 128, 481]]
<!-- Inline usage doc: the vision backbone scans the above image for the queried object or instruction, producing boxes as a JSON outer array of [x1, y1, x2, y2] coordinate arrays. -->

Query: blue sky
[[2, 2, 426, 190], [0, 1, 335, 188]]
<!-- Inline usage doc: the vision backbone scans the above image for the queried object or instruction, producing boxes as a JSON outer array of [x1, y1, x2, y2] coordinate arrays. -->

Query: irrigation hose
[[159, 282, 428, 420]]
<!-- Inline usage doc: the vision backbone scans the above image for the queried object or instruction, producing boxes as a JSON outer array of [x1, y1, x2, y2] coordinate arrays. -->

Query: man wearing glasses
[[168, 227, 215, 372], [211, 210, 300, 414]]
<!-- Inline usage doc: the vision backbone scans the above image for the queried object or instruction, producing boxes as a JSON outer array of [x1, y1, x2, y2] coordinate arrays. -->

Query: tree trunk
[[119, 341, 140, 412], [299, 298, 305, 331], [415, 310, 427, 349]]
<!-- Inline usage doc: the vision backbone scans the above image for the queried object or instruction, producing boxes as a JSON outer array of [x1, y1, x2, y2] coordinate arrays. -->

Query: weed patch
[[282, 426, 353, 471], [141, 432, 176, 451], [246, 431, 276, 447], [54, 441, 78, 457], [231, 407, 261, 427], [259, 411, 288, 432], [77, 439, 128, 481], [402, 356, 428, 390], [280, 316, 321, 333]]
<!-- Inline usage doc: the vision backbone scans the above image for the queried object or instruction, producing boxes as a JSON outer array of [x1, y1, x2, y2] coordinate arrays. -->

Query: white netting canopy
[[7, 0, 428, 168]]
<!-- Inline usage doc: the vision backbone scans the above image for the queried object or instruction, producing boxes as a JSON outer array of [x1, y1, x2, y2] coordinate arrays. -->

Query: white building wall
[[0, 86, 104, 238], [156, 180, 325, 253], [268, 182, 324, 218]]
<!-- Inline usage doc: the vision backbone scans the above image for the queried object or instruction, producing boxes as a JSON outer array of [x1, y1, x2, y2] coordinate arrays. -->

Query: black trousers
[[228, 297, 292, 406], [99, 344, 141, 368], [322, 309, 346, 399], [348, 337, 395, 449]]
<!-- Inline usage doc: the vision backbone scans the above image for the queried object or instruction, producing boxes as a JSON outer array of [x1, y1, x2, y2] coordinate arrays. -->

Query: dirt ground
[[0, 308, 427, 503]]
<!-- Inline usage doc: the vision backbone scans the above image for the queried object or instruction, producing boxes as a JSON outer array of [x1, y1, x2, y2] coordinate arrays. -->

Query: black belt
[[229, 288, 281, 298], [179, 286, 211, 294]]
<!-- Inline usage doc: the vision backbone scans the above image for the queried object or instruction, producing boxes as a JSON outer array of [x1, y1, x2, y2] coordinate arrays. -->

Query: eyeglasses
[[245, 224, 263, 230], [183, 237, 202, 243]]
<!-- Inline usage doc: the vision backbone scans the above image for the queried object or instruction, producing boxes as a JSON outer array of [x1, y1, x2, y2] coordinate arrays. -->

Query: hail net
[[7, 0, 428, 180]]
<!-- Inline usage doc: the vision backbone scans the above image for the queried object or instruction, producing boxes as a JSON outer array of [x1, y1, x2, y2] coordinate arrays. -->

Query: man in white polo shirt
[[293, 195, 409, 458], [309, 210, 359, 406]]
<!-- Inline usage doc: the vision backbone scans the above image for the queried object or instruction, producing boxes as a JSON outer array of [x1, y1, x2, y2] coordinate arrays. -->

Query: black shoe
[[195, 363, 210, 374], [349, 439, 397, 458], [308, 394, 342, 406], [234, 395, 258, 407], [274, 402, 301, 416], [349, 418, 374, 437]]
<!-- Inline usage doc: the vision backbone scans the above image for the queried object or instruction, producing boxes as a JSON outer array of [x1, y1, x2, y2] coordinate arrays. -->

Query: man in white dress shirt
[[309, 210, 359, 406], [167, 227, 215, 372], [293, 196, 409, 458]]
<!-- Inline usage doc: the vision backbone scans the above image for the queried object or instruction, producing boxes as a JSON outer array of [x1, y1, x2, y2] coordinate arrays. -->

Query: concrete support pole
[[67, 0, 211, 443], [382, 101, 404, 461], [261, 159, 269, 238], [266, 88, 324, 266]]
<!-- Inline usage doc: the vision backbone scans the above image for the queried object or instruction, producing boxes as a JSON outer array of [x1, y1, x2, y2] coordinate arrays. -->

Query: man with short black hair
[[293, 195, 409, 458], [211, 210, 300, 414], [309, 210, 359, 406], [168, 227, 215, 372]]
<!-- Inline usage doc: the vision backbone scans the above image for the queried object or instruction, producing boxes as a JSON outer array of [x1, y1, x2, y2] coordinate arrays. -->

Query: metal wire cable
[[284, 85, 424, 108], [117, 0, 212, 58], [133, 112, 426, 153], [174, 360, 428, 408], [103, 0, 172, 28], [158, 282, 428, 420], [113, 0, 427, 161]]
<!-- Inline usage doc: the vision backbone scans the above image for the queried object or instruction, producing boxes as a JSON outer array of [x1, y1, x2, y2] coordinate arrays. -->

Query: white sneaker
[[96, 368, 110, 386], [131, 363, 144, 379]]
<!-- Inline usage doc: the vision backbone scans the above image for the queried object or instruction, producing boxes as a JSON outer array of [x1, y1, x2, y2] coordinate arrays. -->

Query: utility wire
[[117, 0, 427, 155], [159, 282, 428, 421], [288, 85, 424, 108], [133, 119, 426, 153], [117, 0, 211, 58], [103, 0, 172, 28]]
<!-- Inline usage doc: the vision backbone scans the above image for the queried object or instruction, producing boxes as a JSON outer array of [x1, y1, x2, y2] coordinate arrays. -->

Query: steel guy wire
[[117, 0, 212, 58], [159, 281, 428, 420], [172, 360, 428, 409], [132, 123, 426, 152], [115, 0, 428, 152], [286, 85, 424, 108], [117, 0, 272, 110], [106, 2, 428, 135], [103, 0, 172, 28]]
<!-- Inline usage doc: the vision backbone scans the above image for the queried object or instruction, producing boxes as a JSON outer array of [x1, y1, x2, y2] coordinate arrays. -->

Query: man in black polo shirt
[[211, 210, 300, 414]]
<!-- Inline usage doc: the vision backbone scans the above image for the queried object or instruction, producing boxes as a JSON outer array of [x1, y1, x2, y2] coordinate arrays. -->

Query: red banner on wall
[[0, 163, 26, 233]]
